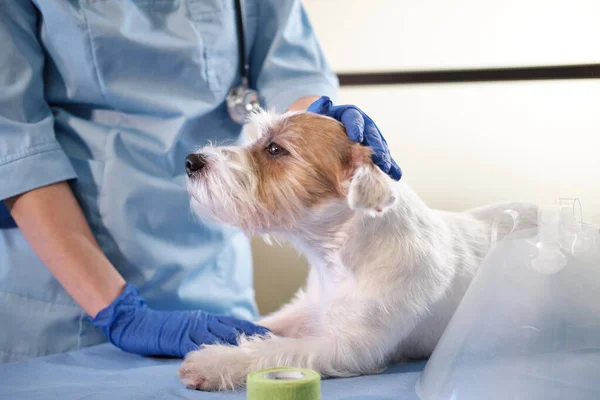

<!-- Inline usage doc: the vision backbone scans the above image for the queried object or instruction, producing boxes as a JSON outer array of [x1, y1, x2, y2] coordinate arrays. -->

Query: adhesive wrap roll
[[247, 367, 321, 400]]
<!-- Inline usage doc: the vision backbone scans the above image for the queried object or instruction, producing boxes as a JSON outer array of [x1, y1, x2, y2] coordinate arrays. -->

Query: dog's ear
[[346, 146, 397, 215]]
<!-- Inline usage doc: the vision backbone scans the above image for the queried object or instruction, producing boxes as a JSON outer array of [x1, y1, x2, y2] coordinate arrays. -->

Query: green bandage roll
[[246, 367, 321, 400]]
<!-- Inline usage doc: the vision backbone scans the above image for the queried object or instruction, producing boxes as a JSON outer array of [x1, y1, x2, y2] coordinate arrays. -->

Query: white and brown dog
[[179, 109, 538, 391]]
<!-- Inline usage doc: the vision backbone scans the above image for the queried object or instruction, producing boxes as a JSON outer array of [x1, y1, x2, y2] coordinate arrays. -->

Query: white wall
[[303, 0, 600, 72], [253, 1, 600, 315], [337, 81, 600, 220]]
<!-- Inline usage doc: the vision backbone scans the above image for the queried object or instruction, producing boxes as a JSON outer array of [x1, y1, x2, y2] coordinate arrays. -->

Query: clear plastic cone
[[416, 199, 600, 400]]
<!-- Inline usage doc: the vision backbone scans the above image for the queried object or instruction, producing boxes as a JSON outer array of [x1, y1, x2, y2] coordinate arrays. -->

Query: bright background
[[252, 0, 600, 315]]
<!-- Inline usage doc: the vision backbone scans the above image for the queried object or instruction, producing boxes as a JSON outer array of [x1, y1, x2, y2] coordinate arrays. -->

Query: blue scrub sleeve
[[250, 0, 339, 112], [0, 1, 76, 202]]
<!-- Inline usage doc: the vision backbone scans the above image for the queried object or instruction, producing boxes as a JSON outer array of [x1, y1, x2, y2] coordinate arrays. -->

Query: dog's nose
[[185, 153, 206, 177]]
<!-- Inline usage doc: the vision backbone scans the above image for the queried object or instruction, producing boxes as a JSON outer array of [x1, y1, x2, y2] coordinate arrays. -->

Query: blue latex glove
[[91, 284, 269, 358], [307, 96, 402, 181]]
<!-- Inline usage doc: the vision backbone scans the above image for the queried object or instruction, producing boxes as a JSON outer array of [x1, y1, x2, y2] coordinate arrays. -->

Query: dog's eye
[[266, 142, 287, 157]]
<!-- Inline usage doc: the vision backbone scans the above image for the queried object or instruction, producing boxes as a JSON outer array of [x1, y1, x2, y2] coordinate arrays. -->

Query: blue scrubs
[[0, 0, 338, 363]]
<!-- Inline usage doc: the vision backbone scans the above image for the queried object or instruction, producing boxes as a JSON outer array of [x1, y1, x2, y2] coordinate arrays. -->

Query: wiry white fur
[[186, 145, 266, 231], [348, 165, 397, 215], [242, 108, 302, 142], [180, 111, 539, 391]]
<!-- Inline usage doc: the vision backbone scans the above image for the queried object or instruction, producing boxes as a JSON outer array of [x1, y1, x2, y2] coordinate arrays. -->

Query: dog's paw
[[178, 358, 208, 391], [178, 345, 249, 391]]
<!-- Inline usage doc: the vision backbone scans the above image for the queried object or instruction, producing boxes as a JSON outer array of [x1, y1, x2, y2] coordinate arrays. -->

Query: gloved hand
[[91, 283, 269, 358], [307, 96, 402, 181]]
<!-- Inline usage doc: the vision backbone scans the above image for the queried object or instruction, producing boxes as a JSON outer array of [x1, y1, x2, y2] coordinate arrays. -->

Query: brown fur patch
[[247, 113, 372, 227]]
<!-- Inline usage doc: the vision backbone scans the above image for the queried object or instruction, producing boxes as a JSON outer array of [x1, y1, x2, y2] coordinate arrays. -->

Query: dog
[[179, 109, 538, 391]]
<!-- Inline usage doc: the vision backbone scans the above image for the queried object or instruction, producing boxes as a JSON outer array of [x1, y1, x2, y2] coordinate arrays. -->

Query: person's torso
[[0, 0, 260, 362]]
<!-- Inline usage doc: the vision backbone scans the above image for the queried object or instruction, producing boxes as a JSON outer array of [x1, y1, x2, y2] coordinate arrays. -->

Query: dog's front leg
[[178, 302, 405, 391], [257, 290, 311, 338], [257, 266, 321, 338]]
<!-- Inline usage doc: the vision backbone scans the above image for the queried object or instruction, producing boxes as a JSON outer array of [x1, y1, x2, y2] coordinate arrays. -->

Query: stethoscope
[[226, 0, 261, 124]]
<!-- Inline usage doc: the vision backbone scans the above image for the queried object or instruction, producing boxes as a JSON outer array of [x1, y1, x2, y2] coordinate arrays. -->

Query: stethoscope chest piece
[[226, 83, 261, 125]]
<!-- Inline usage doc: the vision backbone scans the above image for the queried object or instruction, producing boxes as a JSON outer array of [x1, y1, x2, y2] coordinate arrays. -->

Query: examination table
[[0, 343, 425, 399]]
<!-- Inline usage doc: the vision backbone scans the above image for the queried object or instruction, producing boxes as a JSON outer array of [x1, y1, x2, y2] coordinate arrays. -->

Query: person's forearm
[[287, 96, 320, 112], [4, 182, 126, 317]]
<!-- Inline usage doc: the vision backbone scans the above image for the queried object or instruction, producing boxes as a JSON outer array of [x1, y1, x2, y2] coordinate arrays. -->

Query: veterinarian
[[0, 0, 400, 364]]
